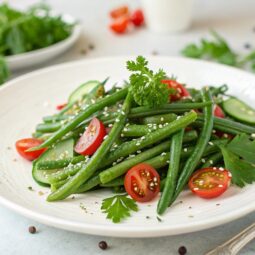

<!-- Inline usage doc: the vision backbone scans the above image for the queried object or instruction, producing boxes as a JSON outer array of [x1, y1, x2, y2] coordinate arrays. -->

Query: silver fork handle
[[205, 222, 255, 255]]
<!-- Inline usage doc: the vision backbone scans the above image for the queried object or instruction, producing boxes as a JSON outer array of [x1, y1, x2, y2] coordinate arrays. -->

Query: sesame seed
[[103, 135, 108, 140], [201, 158, 206, 163], [218, 184, 223, 187], [137, 150, 141, 154], [115, 119, 120, 122], [141, 136, 145, 140], [160, 117, 164, 121], [251, 133, 255, 138], [159, 124, 163, 128], [208, 141, 214, 146], [184, 148, 188, 152], [193, 188, 199, 191], [219, 167, 224, 171], [108, 124, 113, 127], [161, 152, 166, 156], [123, 128, 128, 132], [136, 143, 141, 146], [209, 160, 214, 164]]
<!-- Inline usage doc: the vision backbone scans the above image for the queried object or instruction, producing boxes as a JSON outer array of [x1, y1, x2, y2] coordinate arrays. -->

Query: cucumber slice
[[68, 80, 105, 104], [222, 97, 255, 124], [32, 138, 74, 186]]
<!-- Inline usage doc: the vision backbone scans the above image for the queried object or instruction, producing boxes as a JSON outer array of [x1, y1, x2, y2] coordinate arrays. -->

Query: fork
[[205, 222, 255, 255]]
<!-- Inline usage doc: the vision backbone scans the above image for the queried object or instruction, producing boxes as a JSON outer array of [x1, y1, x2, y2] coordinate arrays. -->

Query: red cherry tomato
[[110, 6, 129, 19], [214, 105, 225, 118], [56, 103, 67, 111], [130, 9, 144, 27], [188, 167, 231, 199], [110, 17, 129, 34], [15, 138, 46, 161], [124, 163, 160, 202], [161, 79, 190, 101], [74, 118, 106, 156]]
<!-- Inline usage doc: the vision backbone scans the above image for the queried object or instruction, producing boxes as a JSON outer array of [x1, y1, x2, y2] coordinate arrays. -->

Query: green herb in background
[[127, 56, 171, 108], [0, 57, 9, 84], [181, 30, 255, 72], [0, 3, 74, 85]]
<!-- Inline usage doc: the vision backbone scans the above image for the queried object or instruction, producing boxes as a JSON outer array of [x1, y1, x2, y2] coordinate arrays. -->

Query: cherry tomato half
[[124, 163, 160, 202], [15, 138, 46, 161], [130, 9, 144, 27], [56, 103, 67, 111], [110, 17, 129, 34], [74, 117, 106, 156], [188, 167, 231, 199], [110, 6, 129, 19], [161, 79, 190, 101], [214, 105, 225, 118]]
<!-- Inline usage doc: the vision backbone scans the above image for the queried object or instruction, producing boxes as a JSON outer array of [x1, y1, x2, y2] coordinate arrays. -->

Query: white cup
[[141, 0, 194, 34]]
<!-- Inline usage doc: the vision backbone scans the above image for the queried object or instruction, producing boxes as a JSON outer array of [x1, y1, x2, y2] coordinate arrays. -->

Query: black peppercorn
[[178, 246, 187, 255], [98, 241, 108, 250], [28, 226, 36, 234]]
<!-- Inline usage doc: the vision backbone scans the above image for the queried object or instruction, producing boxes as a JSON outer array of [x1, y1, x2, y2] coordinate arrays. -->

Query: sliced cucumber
[[68, 80, 105, 104], [222, 97, 255, 124], [32, 138, 74, 186]]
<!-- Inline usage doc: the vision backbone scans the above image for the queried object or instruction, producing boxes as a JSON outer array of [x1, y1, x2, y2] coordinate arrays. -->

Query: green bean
[[51, 138, 225, 191], [99, 140, 173, 184], [101, 111, 197, 168], [51, 179, 67, 192], [121, 124, 152, 137], [76, 175, 101, 193], [170, 88, 214, 205], [100, 177, 124, 188], [196, 115, 255, 134], [45, 130, 198, 182], [140, 113, 177, 125], [201, 152, 223, 168], [37, 155, 85, 170], [36, 122, 62, 133], [30, 87, 128, 151], [157, 129, 184, 215], [47, 92, 132, 201], [43, 115, 74, 123], [128, 102, 212, 117]]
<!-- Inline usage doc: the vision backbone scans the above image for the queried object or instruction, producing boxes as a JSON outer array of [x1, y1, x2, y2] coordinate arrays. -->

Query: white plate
[[6, 14, 82, 71], [0, 56, 255, 238]]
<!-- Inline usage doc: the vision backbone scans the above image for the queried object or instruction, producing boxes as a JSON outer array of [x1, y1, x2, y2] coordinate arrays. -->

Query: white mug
[[141, 0, 194, 33]]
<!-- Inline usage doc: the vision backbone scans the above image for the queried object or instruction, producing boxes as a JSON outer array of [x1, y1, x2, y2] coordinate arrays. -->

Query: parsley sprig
[[127, 56, 169, 108], [101, 194, 138, 223], [221, 134, 255, 187], [181, 30, 255, 72]]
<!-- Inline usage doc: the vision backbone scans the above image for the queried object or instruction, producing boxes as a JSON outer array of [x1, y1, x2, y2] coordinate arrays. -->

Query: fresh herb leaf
[[0, 56, 9, 85], [181, 30, 237, 66], [127, 56, 169, 107], [101, 194, 138, 223], [226, 133, 255, 164], [0, 3, 74, 85], [221, 146, 255, 187]]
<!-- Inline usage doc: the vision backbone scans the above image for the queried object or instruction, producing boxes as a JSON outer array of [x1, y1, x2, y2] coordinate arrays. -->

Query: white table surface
[[2, 0, 255, 254]]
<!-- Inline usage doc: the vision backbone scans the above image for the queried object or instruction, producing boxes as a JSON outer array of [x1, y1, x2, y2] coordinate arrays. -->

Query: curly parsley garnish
[[127, 56, 170, 108], [101, 194, 138, 223]]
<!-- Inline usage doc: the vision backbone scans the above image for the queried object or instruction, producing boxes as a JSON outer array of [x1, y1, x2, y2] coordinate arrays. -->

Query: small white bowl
[[6, 14, 82, 71], [141, 0, 194, 34]]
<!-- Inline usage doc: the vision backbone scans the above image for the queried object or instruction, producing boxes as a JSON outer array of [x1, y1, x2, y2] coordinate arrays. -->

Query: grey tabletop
[[1, 0, 255, 254]]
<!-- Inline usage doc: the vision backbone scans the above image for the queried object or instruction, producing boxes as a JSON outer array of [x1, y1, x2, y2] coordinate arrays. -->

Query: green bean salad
[[15, 56, 255, 223]]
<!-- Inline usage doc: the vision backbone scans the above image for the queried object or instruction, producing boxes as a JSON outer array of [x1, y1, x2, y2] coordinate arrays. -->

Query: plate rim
[[1, 56, 255, 237]]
